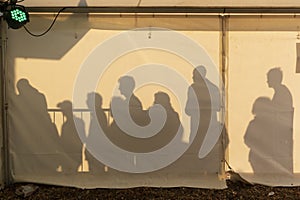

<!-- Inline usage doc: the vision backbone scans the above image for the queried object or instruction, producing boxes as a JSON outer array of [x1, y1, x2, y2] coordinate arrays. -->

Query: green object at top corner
[[11, 8, 28, 23]]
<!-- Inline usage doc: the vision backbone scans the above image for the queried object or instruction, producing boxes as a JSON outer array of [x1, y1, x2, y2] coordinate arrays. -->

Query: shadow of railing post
[[47, 108, 110, 172]]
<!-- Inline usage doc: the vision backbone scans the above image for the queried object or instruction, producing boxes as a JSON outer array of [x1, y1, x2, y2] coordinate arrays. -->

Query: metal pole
[[1, 18, 10, 185], [219, 14, 229, 178], [25, 6, 300, 14]]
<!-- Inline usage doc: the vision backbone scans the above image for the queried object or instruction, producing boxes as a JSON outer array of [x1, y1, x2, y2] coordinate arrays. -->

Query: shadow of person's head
[[57, 100, 73, 117], [86, 92, 103, 110], [252, 97, 272, 117], [267, 68, 283, 88], [16, 78, 37, 95], [193, 65, 207, 83], [118, 76, 135, 98], [154, 91, 172, 110]]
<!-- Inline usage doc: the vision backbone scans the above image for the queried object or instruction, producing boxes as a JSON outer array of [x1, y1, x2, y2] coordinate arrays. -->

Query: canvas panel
[[228, 15, 300, 186], [7, 14, 225, 188]]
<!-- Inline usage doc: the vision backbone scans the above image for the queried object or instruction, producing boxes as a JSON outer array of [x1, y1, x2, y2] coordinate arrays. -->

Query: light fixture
[[3, 1, 29, 29]]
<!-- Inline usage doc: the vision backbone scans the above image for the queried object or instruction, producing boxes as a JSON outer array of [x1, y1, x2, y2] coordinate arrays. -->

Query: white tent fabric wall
[[6, 14, 226, 188], [6, 9, 300, 188], [228, 15, 300, 186]]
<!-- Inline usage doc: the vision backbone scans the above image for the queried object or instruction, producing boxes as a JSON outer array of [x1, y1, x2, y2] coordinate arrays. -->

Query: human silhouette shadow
[[57, 100, 85, 174], [245, 68, 294, 175], [116, 75, 150, 127], [108, 90, 182, 153], [11, 79, 61, 173], [268, 68, 293, 175], [183, 65, 224, 172], [244, 97, 275, 173], [85, 92, 108, 173], [108, 76, 183, 153], [185, 66, 222, 153], [149, 91, 183, 148]]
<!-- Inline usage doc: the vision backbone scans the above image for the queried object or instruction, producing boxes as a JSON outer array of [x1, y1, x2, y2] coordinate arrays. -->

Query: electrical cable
[[23, 7, 66, 37]]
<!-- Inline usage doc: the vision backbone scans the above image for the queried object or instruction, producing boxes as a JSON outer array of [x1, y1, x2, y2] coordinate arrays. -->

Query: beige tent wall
[[8, 7, 300, 188], [6, 13, 225, 188], [228, 15, 300, 186]]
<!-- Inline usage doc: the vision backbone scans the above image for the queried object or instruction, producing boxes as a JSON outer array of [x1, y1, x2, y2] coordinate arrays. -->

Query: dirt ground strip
[[1, 180, 300, 200]]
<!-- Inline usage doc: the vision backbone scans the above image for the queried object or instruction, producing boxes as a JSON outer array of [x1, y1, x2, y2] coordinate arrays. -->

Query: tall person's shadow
[[244, 68, 294, 175], [185, 66, 222, 156], [180, 65, 225, 173], [12, 79, 61, 173]]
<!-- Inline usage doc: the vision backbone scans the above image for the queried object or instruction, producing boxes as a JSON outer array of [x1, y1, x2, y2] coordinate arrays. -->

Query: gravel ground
[[1, 180, 300, 200]]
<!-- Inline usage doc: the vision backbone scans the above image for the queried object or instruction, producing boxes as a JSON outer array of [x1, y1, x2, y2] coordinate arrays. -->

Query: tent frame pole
[[25, 6, 300, 14], [220, 14, 229, 174], [1, 18, 10, 186]]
